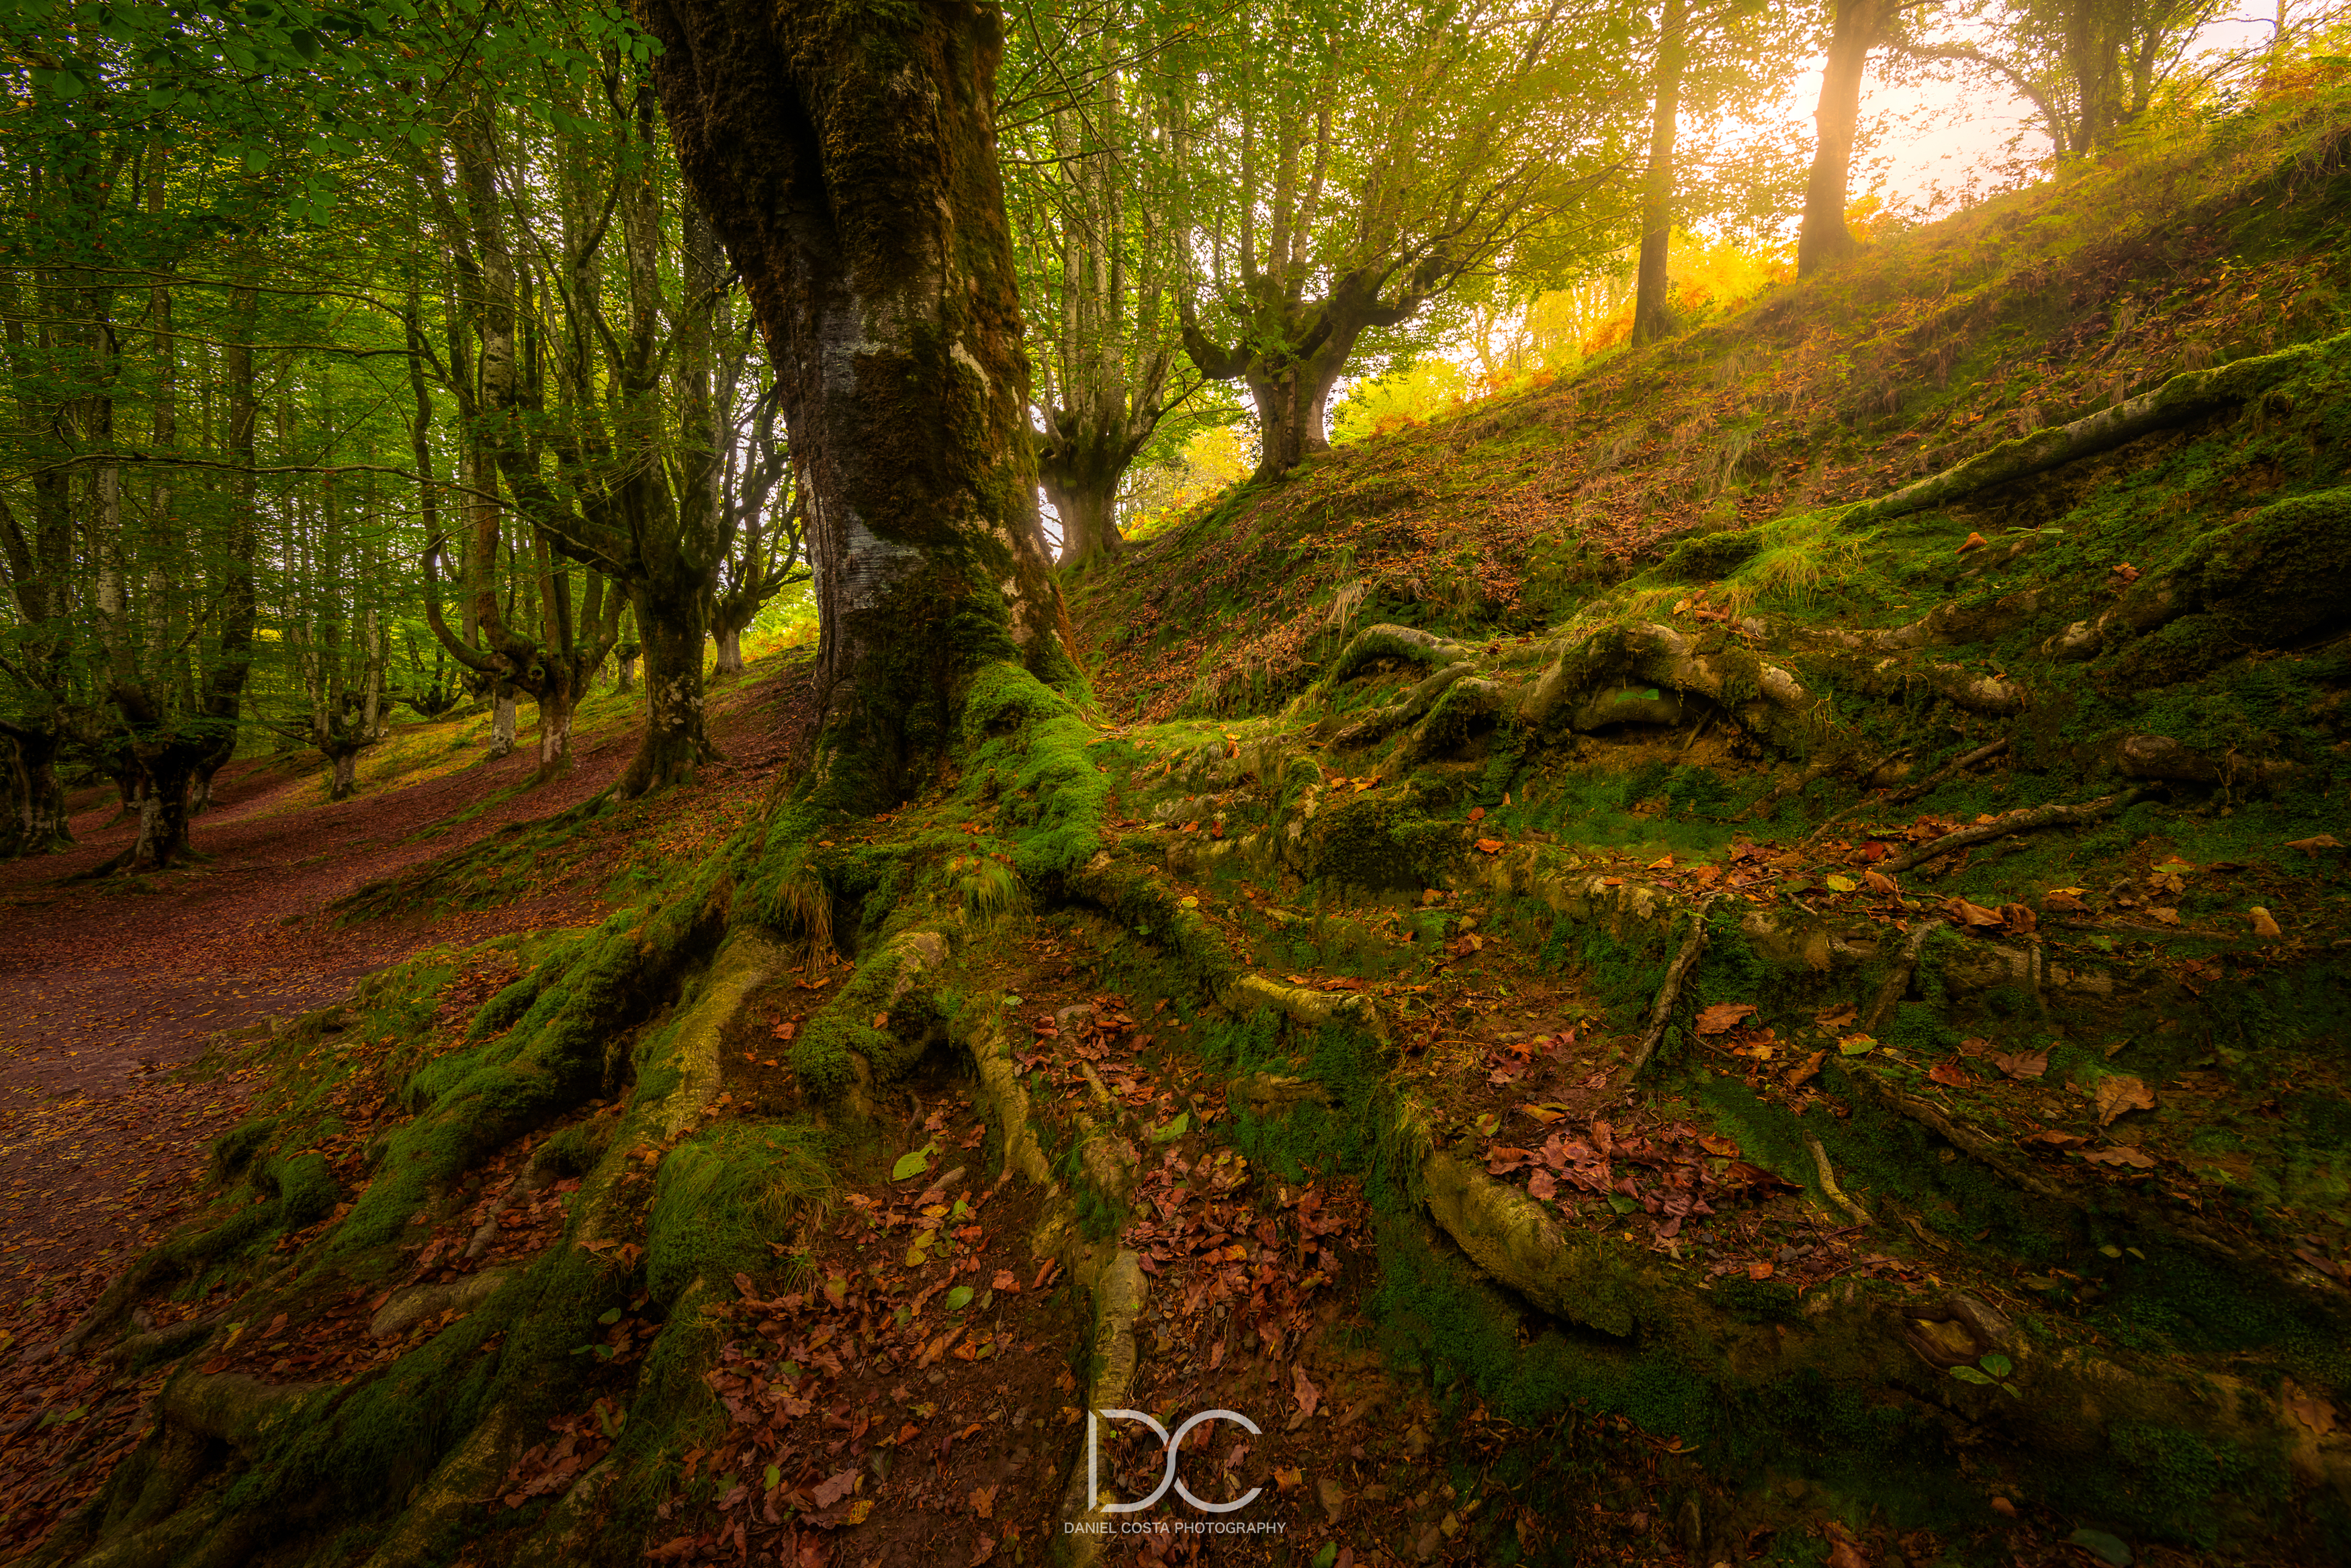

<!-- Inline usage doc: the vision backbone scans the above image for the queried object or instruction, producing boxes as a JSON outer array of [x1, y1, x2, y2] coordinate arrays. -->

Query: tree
[[1167, 0, 1630, 481], [1002, 0, 1206, 565], [1797, 0, 1892, 276], [637, 0, 1075, 809], [1626, 0, 1797, 340]]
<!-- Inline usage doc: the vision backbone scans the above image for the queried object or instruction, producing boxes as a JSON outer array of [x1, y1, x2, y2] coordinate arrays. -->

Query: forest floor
[[0, 661, 811, 1547]]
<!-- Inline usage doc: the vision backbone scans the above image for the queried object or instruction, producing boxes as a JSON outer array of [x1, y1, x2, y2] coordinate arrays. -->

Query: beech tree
[[637, 0, 1075, 806]]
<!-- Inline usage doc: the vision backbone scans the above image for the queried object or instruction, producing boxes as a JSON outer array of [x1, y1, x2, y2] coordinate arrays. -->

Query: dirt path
[[0, 670, 802, 1323]]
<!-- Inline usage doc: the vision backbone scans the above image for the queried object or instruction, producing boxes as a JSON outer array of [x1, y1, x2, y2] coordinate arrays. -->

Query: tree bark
[[640, 0, 1076, 810], [712, 626, 744, 676], [1798, 0, 1884, 278], [489, 688, 517, 760], [1041, 465, 1124, 569], [1631, 0, 1687, 348]]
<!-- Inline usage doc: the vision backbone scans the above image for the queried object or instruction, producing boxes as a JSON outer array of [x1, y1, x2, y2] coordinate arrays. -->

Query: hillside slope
[[24, 71, 2351, 1568]]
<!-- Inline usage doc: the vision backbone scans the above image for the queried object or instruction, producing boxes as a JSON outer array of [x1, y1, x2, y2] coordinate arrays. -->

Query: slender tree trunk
[[616, 649, 639, 693], [1632, 0, 1687, 347], [1798, 0, 1883, 277], [330, 747, 359, 802], [641, 0, 1075, 812], [489, 686, 518, 759], [535, 674, 576, 775]]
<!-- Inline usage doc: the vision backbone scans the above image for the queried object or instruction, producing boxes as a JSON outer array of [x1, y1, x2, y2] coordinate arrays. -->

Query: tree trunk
[[489, 688, 517, 760], [1632, 0, 1687, 348], [330, 748, 359, 802], [641, 0, 1075, 812], [1798, 0, 1883, 277], [624, 588, 712, 795], [1, 726, 69, 851], [126, 744, 194, 874], [1243, 349, 1349, 482], [1042, 470, 1124, 569], [616, 649, 639, 693], [713, 625, 744, 676], [534, 671, 577, 777]]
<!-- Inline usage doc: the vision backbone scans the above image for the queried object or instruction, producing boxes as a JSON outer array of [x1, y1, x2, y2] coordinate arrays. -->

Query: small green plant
[[1950, 1351, 2020, 1395], [948, 854, 1020, 925]]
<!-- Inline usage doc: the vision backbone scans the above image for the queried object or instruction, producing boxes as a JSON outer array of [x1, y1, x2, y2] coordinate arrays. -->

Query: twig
[[1616, 900, 1716, 1087], [1801, 737, 2009, 849], [1806, 1137, 1873, 1226], [1877, 787, 2149, 876]]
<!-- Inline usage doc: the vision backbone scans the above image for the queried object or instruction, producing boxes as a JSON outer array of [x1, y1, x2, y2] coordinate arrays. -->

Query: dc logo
[[1086, 1408, 1264, 1514]]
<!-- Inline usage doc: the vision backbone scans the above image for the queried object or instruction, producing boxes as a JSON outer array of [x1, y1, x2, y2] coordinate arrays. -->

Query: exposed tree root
[[1877, 788, 2150, 876], [1615, 901, 1714, 1088]]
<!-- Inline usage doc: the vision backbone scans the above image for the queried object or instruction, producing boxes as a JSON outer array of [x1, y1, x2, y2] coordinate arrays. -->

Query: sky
[[1826, 13, 2287, 214]]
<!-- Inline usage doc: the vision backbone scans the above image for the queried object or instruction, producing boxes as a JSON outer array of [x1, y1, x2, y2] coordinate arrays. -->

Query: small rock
[[1055, 1004, 1096, 1029], [1415, 1524, 1443, 1560]]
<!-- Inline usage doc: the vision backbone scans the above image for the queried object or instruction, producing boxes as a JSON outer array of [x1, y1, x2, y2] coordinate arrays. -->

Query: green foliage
[[646, 1121, 834, 1307]]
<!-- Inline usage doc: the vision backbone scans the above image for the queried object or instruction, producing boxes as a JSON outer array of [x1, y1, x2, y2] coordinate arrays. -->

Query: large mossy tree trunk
[[639, 0, 1074, 811]]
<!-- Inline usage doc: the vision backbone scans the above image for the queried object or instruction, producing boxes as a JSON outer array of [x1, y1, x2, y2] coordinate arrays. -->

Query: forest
[[3, 0, 2350, 1565]]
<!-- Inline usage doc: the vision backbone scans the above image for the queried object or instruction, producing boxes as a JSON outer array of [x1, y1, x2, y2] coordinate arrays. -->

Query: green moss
[[645, 1120, 833, 1307]]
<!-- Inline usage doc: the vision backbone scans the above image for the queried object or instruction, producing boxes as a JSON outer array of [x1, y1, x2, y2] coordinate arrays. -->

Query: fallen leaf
[[1787, 1050, 1827, 1089], [2094, 1074, 2155, 1127], [969, 1483, 998, 1520], [2149, 906, 2180, 925], [2282, 1378, 2338, 1438], [1293, 1364, 1321, 1419], [991, 1269, 1020, 1292], [1927, 1060, 1975, 1088], [2000, 903, 2037, 933], [2019, 1129, 2086, 1149], [2041, 889, 2088, 913], [1274, 1466, 1303, 1489], [1992, 1050, 2049, 1081], [1838, 1033, 1877, 1056], [1467, 806, 1485, 823], [1647, 854, 1675, 870], [1823, 873, 1857, 892], [1945, 896, 2004, 928], [1526, 1169, 1558, 1201], [2285, 835, 2342, 853], [1696, 1002, 1759, 1036], [1863, 870, 1898, 895], [1958, 531, 1989, 553], [1746, 1260, 1773, 1281], [1814, 1005, 1858, 1028], [1473, 837, 1505, 854], [2082, 1145, 2158, 1168], [968, 1536, 997, 1566], [810, 1469, 860, 1508], [2250, 906, 2282, 938]]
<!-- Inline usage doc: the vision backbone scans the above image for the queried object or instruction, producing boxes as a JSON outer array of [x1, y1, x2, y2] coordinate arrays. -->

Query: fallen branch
[[1616, 901, 1716, 1087], [1877, 787, 2148, 876]]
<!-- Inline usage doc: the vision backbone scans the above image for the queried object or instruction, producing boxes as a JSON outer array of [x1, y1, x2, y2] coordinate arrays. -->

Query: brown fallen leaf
[[2041, 888, 2088, 913], [2282, 1378, 2338, 1438], [2149, 906, 2180, 925], [1927, 1060, 1975, 1088], [1863, 869, 1899, 895], [1526, 1169, 1558, 1201], [1787, 1050, 1827, 1089], [969, 1483, 998, 1520], [2250, 906, 2282, 938], [2285, 834, 2342, 854], [1294, 1363, 1321, 1419], [2019, 1129, 2086, 1149], [1957, 531, 1989, 553], [1993, 1049, 2050, 1081], [969, 1536, 997, 1566], [1814, 1004, 1858, 1029], [2000, 903, 2037, 933], [1696, 1002, 1759, 1035], [2082, 1145, 2158, 1168], [1945, 896, 2004, 928], [1646, 853, 1675, 870], [2094, 1074, 2155, 1127], [1467, 805, 1486, 822], [991, 1269, 1020, 1292], [1957, 1035, 1993, 1056], [810, 1469, 860, 1508], [1747, 1260, 1774, 1281], [1474, 837, 1505, 854]]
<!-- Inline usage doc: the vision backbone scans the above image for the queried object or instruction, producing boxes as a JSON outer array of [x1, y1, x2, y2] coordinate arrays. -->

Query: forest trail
[[0, 663, 805, 1457]]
